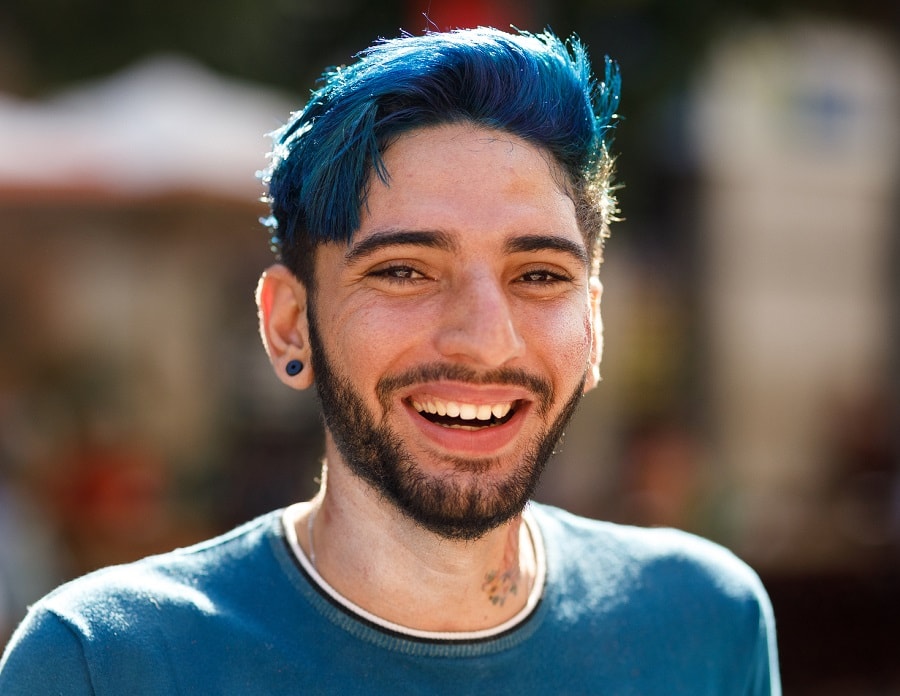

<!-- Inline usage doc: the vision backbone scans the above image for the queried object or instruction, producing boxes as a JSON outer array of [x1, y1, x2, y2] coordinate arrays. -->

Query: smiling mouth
[[410, 397, 520, 430]]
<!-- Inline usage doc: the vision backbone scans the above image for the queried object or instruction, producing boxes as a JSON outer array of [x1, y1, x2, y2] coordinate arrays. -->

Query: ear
[[256, 264, 315, 390], [583, 277, 604, 393]]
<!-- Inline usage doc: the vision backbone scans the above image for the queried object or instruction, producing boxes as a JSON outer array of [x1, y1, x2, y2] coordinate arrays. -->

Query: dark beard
[[308, 309, 586, 541]]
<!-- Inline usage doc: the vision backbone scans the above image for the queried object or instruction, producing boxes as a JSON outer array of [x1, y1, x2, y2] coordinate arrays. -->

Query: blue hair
[[262, 27, 620, 280]]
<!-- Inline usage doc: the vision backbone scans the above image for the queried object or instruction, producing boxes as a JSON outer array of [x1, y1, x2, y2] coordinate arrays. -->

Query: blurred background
[[0, 0, 897, 692]]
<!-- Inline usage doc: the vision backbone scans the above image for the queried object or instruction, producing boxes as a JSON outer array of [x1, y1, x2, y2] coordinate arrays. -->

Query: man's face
[[307, 123, 602, 539]]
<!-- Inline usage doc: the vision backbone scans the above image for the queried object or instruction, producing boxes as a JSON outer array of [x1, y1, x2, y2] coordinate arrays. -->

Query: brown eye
[[369, 265, 427, 282], [519, 270, 567, 283]]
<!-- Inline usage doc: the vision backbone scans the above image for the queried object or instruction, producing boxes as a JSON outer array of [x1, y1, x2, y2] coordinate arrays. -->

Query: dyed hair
[[261, 27, 620, 285]]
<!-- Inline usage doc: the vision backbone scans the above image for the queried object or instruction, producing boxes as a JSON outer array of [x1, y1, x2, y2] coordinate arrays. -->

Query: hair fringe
[[262, 27, 621, 281]]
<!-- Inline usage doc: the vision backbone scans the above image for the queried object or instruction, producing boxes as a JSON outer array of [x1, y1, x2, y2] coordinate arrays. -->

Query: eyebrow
[[344, 229, 457, 265], [504, 235, 590, 269]]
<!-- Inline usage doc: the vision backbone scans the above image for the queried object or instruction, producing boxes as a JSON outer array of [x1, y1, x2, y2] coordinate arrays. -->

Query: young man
[[0, 28, 780, 694]]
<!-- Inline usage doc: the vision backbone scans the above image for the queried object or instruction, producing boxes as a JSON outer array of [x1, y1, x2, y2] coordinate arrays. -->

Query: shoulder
[[46, 510, 280, 616], [528, 504, 780, 693], [2, 511, 284, 664], [529, 502, 771, 611]]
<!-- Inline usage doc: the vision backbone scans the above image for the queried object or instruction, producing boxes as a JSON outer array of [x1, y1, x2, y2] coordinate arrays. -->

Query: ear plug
[[285, 360, 303, 376]]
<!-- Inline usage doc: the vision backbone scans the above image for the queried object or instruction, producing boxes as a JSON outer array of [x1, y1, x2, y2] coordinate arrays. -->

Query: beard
[[308, 310, 586, 541]]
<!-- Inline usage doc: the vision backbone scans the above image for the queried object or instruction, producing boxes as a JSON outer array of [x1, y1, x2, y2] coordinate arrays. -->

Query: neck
[[294, 456, 538, 633]]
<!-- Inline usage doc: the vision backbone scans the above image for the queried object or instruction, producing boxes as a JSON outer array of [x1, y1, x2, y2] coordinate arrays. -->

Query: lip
[[401, 381, 534, 404], [398, 381, 534, 457]]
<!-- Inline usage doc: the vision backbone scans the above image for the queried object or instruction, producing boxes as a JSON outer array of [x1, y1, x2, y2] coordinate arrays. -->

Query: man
[[0, 28, 780, 694]]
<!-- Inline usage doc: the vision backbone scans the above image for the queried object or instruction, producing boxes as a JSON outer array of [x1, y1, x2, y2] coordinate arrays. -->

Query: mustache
[[376, 363, 553, 415]]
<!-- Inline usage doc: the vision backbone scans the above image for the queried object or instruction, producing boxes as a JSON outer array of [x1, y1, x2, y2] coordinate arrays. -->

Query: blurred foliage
[[1, 0, 895, 97], [0, 0, 404, 95]]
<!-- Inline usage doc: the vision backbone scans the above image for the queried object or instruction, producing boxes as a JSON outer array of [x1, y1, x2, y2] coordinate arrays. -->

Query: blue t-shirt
[[0, 503, 779, 694]]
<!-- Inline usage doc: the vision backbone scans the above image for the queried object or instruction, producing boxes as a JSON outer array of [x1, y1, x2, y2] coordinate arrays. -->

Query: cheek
[[325, 299, 429, 375], [528, 302, 593, 373]]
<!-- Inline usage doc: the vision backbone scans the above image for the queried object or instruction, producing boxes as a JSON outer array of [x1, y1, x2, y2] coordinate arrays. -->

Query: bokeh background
[[1, 0, 898, 692]]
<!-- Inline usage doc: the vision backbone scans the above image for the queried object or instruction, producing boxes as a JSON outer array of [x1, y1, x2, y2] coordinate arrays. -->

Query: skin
[[257, 123, 603, 632]]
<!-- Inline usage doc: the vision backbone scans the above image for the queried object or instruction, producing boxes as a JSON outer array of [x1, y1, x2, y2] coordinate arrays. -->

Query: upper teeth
[[412, 398, 513, 421]]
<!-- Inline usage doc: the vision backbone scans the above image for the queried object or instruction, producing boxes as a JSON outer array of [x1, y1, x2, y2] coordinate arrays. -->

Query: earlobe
[[584, 277, 603, 393], [256, 264, 315, 390]]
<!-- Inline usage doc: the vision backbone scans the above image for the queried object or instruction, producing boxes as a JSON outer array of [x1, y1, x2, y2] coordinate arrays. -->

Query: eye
[[368, 264, 427, 282], [517, 269, 570, 284]]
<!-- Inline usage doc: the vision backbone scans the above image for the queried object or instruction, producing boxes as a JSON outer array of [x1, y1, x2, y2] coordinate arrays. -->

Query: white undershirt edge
[[282, 503, 546, 642]]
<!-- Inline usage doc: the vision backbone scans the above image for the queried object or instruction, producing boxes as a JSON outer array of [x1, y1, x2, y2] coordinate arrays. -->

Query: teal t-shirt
[[0, 503, 779, 694]]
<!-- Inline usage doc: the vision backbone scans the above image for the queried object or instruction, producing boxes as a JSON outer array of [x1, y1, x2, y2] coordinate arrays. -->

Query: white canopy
[[0, 55, 297, 199]]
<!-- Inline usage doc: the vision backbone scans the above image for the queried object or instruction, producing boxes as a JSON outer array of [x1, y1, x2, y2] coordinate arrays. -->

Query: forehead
[[353, 123, 580, 247]]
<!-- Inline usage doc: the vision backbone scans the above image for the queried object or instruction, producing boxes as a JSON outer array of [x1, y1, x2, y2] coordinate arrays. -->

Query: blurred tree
[[2, 0, 894, 100], [0, 0, 404, 94]]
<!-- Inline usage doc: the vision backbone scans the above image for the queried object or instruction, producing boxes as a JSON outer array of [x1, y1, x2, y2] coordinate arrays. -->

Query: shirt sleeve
[[0, 606, 95, 695], [745, 584, 782, 696]]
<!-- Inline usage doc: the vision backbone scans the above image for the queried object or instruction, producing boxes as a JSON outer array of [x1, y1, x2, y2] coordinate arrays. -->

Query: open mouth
[[410, 397, 520, 431]]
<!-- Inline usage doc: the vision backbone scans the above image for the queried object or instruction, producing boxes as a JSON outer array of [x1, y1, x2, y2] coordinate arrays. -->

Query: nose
[[433, 270, 526, 367]]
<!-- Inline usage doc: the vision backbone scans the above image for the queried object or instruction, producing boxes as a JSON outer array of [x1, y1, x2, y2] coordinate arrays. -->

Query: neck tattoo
[[482, 525, 530, 607], [482, 567, 521, 606]]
